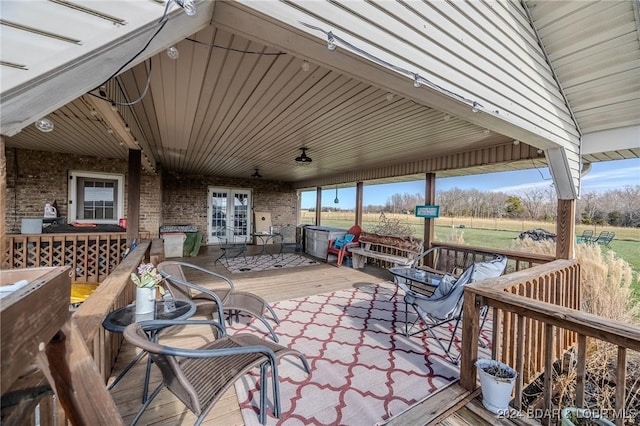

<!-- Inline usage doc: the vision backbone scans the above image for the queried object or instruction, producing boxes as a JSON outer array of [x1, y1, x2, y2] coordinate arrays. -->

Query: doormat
[[230, 284, 489, 425], [223, 253, 319, 274]]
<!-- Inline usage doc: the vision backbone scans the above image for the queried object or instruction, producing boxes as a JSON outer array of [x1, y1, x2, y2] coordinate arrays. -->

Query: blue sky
[[301, 158, 640, 209]]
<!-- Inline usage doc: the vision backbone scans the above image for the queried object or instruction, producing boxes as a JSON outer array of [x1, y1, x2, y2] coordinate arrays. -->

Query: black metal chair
[[214, 227, 247, 267]]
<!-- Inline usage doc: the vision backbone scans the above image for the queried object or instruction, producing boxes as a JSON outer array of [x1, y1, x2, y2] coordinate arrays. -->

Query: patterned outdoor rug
[[223, 253, 319, 274], [230, 284, 492, 425]]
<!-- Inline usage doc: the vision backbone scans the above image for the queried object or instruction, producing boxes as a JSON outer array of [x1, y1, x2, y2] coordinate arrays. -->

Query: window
[[68, 171, 124, 223]]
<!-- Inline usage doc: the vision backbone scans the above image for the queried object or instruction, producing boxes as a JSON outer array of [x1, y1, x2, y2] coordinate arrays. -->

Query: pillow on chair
[[333, 233, 355, 249]]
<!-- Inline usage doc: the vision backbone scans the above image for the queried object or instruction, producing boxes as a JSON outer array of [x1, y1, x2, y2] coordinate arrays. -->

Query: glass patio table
[[102, 299, 196, 402]]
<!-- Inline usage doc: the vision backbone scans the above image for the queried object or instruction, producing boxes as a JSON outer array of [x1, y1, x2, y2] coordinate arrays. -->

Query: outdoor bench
[[349, 232, 424, 269]]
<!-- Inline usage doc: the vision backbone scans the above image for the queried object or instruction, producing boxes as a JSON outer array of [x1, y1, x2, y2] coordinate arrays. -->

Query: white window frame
[[68, 171, 124, 224]]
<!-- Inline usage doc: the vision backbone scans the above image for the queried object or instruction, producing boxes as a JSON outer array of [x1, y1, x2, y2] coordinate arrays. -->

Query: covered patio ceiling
[[1, 1, 638, 189]]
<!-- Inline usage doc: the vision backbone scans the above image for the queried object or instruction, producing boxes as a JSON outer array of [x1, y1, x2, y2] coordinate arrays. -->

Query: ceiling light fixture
[[471, 102, 480, 113], [513, 140, 520, 146], [35, 118, 54, 133], [295, 147, 312, 165], [301, 61, 310, 71], [443, 113, 451, 121], [334, 186, 340, 204], [167, 46, 180, 59], [251, 168, 262, 179], [174, 0, 196, 16]]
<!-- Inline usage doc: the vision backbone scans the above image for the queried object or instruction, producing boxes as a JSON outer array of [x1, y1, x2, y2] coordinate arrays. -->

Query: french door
[[207, 187, 251, 244]]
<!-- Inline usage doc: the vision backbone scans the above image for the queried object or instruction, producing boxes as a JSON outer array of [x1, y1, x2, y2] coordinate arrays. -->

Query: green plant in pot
[[130, 263, 165, 317], [476, 359, 517, 414]]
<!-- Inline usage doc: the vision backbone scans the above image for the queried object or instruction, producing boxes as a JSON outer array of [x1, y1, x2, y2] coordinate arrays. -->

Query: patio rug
[[223, 253, 319, 274], [230, 283, 492, 425]]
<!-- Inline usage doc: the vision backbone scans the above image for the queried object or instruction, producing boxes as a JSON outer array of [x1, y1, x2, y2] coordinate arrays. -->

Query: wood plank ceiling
[[2, 1, 638, 187]]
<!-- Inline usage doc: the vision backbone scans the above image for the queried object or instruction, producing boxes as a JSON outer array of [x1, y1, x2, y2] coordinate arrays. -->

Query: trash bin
[[162, 233, 186, 258]]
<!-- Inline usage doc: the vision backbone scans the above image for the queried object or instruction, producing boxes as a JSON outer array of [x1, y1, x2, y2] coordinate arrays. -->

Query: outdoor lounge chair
[[594, 231, 615, 248], [123, 319, 310, 425], [577, 230, 594, 244], [399, 254, 508, 364], [325, 225, 361, 267], [157, 261, 280, 342]]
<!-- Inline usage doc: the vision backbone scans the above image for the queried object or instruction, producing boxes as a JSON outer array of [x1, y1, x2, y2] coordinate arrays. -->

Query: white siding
[[231, 0, 581, 197]]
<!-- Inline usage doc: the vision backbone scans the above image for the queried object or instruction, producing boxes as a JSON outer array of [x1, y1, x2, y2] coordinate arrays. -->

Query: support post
[[127, 149, 141, 246], [315, 186, 322, 226], [355, 182, 363, 227], [556, 199, 575, 260], [0, 136, 6, 268], [423, 173, 436, 251], [459, 290, 481, 390]]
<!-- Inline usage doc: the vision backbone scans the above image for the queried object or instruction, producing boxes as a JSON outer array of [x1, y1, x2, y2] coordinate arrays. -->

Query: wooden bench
[[349, 232, 424, 269]]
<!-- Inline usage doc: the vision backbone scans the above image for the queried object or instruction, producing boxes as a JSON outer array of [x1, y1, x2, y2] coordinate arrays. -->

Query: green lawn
[[314, 218, 640, 294]]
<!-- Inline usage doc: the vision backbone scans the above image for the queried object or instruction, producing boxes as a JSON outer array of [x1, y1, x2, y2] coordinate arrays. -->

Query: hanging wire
[[299, 21, 483, 110], [185, 37, 287, 55]]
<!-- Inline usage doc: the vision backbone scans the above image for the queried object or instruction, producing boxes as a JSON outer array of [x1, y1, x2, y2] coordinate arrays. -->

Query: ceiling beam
[[582, 126, 640, 155], [83, 96, 156, 173]]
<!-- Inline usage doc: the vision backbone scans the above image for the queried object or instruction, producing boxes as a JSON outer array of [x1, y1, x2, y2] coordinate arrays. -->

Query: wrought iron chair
[[275, 224, 301, 257], [123, 318, 310, 425], [399, 254, 508, 364], [325, 225, 362, 267], [214, 227, 247, 267], [158, 261, 280, 342]]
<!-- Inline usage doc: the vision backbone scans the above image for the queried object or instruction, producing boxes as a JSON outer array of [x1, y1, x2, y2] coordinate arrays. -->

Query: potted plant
[[476, 358, 517, 414], [561, 407, 615, 426], [130, 263, 165, 317]]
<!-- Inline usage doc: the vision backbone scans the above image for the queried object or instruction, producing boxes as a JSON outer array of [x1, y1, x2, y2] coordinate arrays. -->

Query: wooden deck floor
[[108, 245, 533, 425]]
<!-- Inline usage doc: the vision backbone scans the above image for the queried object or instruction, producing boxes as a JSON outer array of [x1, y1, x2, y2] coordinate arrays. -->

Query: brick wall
[[162, 170, 298, 244], [4, 148, 162, 236], [3, 148, 298, 243]]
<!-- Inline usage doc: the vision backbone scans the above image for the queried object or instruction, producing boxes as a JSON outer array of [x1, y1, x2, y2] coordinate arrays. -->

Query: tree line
[[369, 186, 640, 227]]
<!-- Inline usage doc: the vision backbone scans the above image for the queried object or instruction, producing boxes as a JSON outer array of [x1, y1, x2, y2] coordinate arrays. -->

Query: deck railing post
[[460, 289, 481, 390]]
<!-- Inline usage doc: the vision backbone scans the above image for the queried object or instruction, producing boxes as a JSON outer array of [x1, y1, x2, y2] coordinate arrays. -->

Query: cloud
[[491, 180, 554, 194]]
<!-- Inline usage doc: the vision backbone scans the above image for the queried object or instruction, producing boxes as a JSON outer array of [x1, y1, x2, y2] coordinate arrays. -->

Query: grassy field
[[301, 211, 640, 289]]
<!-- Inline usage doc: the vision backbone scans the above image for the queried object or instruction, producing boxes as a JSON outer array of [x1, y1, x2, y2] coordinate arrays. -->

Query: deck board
[[108, 245, 524, 425]]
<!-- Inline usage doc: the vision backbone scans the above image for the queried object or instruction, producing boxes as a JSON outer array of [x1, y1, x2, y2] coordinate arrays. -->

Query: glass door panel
[[208, 187, 251, 244]]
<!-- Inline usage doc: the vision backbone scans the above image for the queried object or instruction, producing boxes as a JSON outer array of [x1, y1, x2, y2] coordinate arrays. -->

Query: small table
[[389, 267, 444, 335], [102, 299, 196, 402], [252, 232, 281, 259]]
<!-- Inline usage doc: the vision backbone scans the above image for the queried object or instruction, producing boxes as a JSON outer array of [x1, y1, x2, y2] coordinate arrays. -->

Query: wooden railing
[[2, 232, 149, 282], [430, 242, 555, 274], [33, 241, 152, 424], [460, 259, 639, 425]]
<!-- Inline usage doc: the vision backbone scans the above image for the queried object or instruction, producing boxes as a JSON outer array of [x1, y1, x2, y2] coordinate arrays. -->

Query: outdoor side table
[[102, 299, 196, 402]]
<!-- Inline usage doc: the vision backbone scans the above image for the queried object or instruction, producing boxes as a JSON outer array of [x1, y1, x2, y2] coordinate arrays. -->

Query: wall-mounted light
[[295, 147, 312, 165], [35, 118, 54, 133]]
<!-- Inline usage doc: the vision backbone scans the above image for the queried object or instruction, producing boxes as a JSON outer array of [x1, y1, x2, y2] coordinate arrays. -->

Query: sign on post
[[415, 205, 440, 218]]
